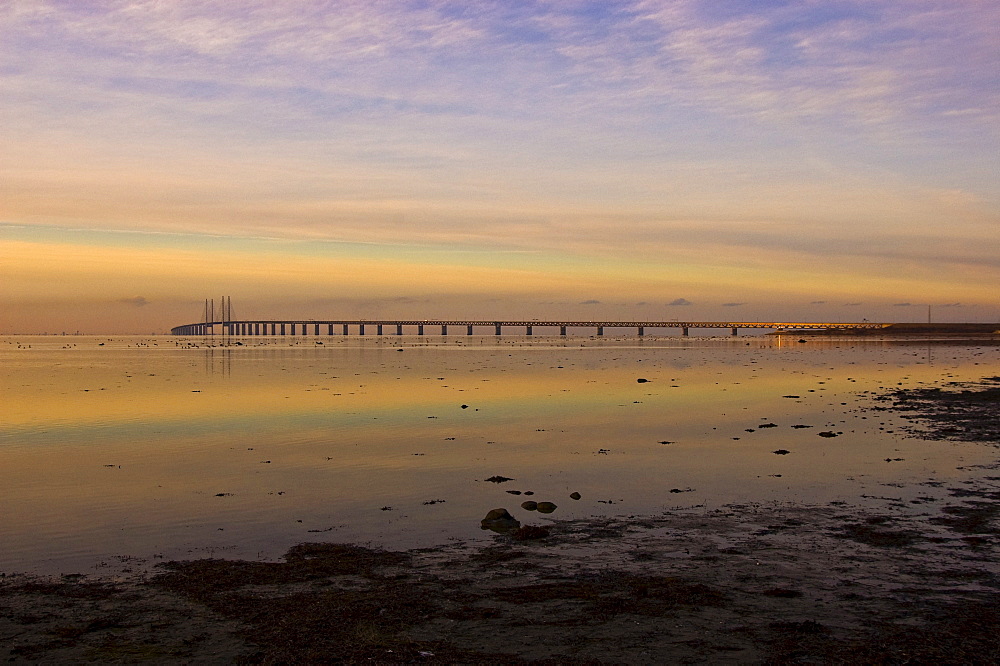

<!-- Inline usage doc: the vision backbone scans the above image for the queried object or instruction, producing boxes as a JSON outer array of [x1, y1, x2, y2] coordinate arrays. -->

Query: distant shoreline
[[774, 322, 1000, 337]]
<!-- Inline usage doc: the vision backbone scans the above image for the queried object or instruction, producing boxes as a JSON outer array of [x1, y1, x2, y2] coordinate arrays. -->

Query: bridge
[[170, 318, 891, 337]]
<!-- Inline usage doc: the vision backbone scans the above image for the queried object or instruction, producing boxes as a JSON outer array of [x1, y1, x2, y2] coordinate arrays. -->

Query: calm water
[[2, 334, 998, 574]]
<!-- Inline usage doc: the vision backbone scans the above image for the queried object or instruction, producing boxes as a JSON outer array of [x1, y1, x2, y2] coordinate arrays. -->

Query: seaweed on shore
[[148, 543, 517, 663], [875, 377, 1000, 444]]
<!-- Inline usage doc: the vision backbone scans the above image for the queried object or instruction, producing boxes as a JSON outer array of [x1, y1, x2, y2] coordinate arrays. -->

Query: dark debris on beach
[[874, 376, 1000, 445]]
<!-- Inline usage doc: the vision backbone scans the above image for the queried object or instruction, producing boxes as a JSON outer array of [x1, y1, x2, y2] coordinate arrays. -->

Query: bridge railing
[[170, 320, 891, 336]]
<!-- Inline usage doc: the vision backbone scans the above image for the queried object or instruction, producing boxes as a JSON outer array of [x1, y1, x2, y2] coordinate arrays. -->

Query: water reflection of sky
[[2, 336, 997, 573]]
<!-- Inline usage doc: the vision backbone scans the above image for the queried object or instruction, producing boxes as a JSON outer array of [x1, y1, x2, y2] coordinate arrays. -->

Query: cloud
[[720, 302, 745, 307], [843, 302, 862, 306], [580, 299, 601, 305], [119, 296, 150, 307], [810, 301, 827, 305], [668, 298, 692, 306], [893, 302, 912, 307]]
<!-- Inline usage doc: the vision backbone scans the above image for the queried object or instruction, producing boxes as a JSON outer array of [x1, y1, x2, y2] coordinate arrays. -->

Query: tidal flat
[[1, 335, 999, 662]]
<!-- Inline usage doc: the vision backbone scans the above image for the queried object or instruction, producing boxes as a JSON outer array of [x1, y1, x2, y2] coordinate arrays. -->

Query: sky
[[2, 0, 998, 333]]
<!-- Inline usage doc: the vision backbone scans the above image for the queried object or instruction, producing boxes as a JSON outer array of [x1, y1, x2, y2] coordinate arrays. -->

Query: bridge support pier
[[682, 327, 689, 336], [560, 326, 567, 336], [442, 325, 447, 335], [638, 326, 644, 336], [397, 324, 403, 335], [526, 325, 532, 335], [342, 324, 348, 335], [732, 327, 738, 336], [467, 325, 473, 335], [597, 326, 604, 336], [418, 325, 424, 335], [377, 324, 383, 335], [359, 324, 365, 335], [495, 324, 502, 335], [314, 324, 320, 335]]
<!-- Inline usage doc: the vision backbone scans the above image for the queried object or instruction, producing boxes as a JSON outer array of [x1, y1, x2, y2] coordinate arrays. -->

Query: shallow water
[[2, 334, 997, 574]]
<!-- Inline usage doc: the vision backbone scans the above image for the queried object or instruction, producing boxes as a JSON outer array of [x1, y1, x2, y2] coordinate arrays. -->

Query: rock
[[480, 508, 520, 533], [569, 492, 581, 500], [521, 501, 538, 511], [484, 475, 514, 483], [535, 502, 557, 514], [773, 449, 790, 455], [636, 378, 649, 383], [817, 431, 840, 438]]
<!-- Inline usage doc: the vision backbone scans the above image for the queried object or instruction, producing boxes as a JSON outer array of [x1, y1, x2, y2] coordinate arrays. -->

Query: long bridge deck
[[170, 319, 891, 337]]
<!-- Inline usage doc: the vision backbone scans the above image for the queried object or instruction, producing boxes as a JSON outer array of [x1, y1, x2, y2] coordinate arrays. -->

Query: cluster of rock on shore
[[480, 490, 584, 536]]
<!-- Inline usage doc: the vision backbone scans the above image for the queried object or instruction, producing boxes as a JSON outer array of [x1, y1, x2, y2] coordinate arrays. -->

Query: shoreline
[[2, 379, 999, 663]]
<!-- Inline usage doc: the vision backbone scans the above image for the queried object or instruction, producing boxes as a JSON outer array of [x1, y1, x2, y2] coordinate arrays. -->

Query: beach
[[2, 358, 998, 663]]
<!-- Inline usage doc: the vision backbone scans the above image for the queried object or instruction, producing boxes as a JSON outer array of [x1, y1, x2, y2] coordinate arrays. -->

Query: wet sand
[[2, 377, 999, 663]]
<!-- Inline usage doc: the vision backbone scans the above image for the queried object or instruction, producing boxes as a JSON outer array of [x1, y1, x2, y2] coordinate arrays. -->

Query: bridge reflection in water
[[170, 319, 890, 337]]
